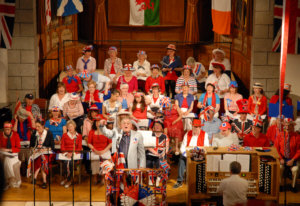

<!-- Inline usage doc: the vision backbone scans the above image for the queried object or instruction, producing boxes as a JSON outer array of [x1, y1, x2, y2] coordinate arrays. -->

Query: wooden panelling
[[108, 0, 129, 25]]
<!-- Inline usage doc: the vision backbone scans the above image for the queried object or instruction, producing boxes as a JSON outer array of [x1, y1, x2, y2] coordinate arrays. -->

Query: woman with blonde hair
[[104, 46, 123, 82], [132, 50, 151, 92], [48, 82, 70, 110]]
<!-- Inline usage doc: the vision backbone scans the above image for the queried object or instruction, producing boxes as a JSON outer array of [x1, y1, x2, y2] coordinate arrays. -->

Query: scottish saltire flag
[[129, 0, 160, 26], [57, 0, 83, 17], [0, 0, 16, 49]]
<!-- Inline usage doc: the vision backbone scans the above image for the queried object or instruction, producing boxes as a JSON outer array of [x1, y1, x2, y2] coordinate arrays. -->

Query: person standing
[[76, 45, 96, 73]]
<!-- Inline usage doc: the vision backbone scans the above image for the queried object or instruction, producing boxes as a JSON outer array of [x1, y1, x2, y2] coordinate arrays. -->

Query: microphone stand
[[283, 128, 287, 206], [72, 136, 76, 206], [32, 134, 39, 206], [89, 150, 92, 206], [47, 147, 53, 206]]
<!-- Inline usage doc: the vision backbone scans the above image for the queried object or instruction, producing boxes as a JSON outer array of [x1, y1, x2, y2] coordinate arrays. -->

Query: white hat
[[212, 48, 226, 56], [117, 109, 131, 116], [69, 93, 80, 101]]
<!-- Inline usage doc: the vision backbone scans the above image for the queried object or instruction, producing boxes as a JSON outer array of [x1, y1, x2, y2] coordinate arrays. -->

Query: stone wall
[[7, 0, 38, 103], [251, 0, 280, 99]]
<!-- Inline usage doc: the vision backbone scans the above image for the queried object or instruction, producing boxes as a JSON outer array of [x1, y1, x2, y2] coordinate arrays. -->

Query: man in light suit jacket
[[99, 117, 146, 169]]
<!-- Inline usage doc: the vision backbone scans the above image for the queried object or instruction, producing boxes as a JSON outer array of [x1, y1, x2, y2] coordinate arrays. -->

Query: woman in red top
[[87, 114, 112, 184], [60, 120, 82, 188], [248, 83, 267, 116], [130, 92, 148, 129], [116, 64, 138, 93], [0, 122, 21, 189], [84, 80, 102, 104], [62, 65, 83, 94]]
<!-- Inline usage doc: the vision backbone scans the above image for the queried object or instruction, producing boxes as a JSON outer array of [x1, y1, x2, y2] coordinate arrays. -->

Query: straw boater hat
[[17, 108, 28, 120], [253, 82, 263, 89], [212, 48, 226, 56], [117, 109, 131, 116], [166, 44, 176, 51], [122, 64, 135, 71]]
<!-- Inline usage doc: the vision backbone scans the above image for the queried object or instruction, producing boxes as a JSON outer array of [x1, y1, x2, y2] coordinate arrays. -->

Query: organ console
[[186, 147, 280, 206]]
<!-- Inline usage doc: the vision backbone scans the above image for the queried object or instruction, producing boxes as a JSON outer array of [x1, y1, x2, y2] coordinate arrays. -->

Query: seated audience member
[[88, 114, 112, 184], [82, 72, 110, 97], [175, 82, 195, 131], [82, 80, 102, 113], [186, 57, 206, 92], [275, 118, 300, 193], [60, 120, 82, 189], [146, 83, 164, 119], [130, 93, 148, 126], [243, 116, 270, 147], [231, 99, 252, 145], [162, 44, 183, 99], [145, 64, 165, 95], [116, 64, 138, 93], [22, 93, 41, 121], [224, 81, 243, 116], [48, 82, 70, 111], [102, 89, 121, 122], [248, 83, 267, 117], [202, 106, 222, 145], [62, 65, 83, 94], [99, 116, 146, 169], [13, 108, 36, 142], [104, 46, 123, 82], [217, 161, 248, 206], [266, 115, 284, 146], [76, 45, 96, 73], [206, 63, 230, 114], [83, 104, 100, 141], [162, 97, 184, 155], [0, 122, 21, 189], [117, 83, 134, 110], [45, 106, 67, 146], [63, 93, 84, 134], [212, 122, 239, 147], [208, 48, 231, 77], [198, 83, 220, 115], [133, 50, 151, 92], [175, 65, 197, 95], [29, 120, 54, 189], [173, 119, 209, 189]]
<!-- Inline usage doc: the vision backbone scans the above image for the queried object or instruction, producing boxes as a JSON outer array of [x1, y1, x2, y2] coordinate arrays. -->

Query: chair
[[34, 98, 48, 120]]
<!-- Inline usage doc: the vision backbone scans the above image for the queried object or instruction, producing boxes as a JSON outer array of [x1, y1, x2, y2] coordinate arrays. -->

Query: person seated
[[104, 46, 123, 82], [173, 119, 209, 189], [198, 83, 220, 115], [117, 83, 134, 110], [224, 81, 243, 117], [231, 99, 252, 145], [82, 80, 103, 113], [175, 82, 195, 131], [82, 104, 100, 141], [202, 106, 222, 145], [22, 93, 41, 121], [62, 65, 83, 94], [145, 83, 164, 119], [175, 65, 197, 95], [48, 82, 70, 111], [248, 83, 267, 117], [29, 120, 54, 189], [266, 115, 284, 146], [102, 89, 121, 123], [99, 116, 146, 169], [217, 161, 248, 206], [63, 93, 84, 134], [116, 64, 138, 93], [212, 122, 239, 147], [87, 115, 112, 185], [76, 45, 96, 73], [243, 116, 270, 147], [275, 118, 300, 193], [12, 108, 36, 142], [60, 120, 82, 188], [0, 122, 21, 189], [162, 44, 183, 99], [145, 64, 165, 95], [208, 48, 231, 77], [186, 57, 206, 92], [45, 106, 67, 147], [130, 92, 148, 128], [132, 50, 151, 92]]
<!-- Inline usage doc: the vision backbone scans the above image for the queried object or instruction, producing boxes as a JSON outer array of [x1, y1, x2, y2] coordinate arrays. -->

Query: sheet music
[[237, 154, 250, 172], [20, 141, 30, 147], [206, 155, 221, 172], [57, 153, 82, 161], [137, 119, 149, 128], [138, 130, 156, 147], [32, 150, 54, 160], [0, 151, 18, 157], [220, 160, 231, 172], [89, 151, 111, 160]]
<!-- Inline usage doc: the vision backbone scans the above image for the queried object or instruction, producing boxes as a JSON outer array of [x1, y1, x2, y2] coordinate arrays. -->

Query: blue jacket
[[162, 55, 183, 77], [175, 93, 194, 108]]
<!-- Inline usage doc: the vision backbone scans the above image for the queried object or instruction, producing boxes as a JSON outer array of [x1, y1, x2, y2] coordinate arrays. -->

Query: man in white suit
[[99, 117, 146, 169]]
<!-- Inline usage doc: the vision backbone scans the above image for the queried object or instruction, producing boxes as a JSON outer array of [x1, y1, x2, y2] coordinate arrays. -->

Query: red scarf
[[85, 90, 101, 103], [202, 92, 216, 107], [186, 130, 205, 147]]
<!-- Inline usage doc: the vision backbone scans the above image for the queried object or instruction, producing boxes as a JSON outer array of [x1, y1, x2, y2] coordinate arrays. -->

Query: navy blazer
[[175, 93, 194, 108]]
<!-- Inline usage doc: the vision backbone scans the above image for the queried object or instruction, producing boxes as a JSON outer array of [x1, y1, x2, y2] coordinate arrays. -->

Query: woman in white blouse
[[48, 82, 70, 111], [132, 50, 151, 92], [145, 83, 164, 119], [208, 48, 231, 77]]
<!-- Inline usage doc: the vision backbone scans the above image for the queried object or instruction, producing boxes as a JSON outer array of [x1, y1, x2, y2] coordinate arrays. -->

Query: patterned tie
[[284, 133, 290, 158], [81, 58, 90, 70]]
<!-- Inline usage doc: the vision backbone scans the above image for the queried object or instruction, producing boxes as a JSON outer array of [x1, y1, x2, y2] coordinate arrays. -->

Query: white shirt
[[192, 62, 206, 83], [132, 60, 151, 81], [83, 73, 111, 92], [76, 56, 96, 73], [146, 94, 164, 110], [294, 117, 300, 132], [212, 132, 239, 147], [180, 131, 209, 157], [209, 58, 231, 71], [48, 93, 70, 110], [217, 174, 248, 206], [205, 73, 231, 98]]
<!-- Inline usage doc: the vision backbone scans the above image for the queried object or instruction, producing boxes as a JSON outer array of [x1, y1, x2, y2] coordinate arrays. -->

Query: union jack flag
[[0, 0, 15, 49]]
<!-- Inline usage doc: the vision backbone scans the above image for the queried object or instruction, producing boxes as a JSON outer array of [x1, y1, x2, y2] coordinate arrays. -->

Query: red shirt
[[164, 71, 178, 81], [266, 125, 281, 145], [132, 107, 147, 119], [181, 97, 189, 108], [62, 76, 82, 93], [145, 76, 165, 94], [269, 95, 292, 105], [84, 90, 101, 103], [275, 131, 300, 160], [248, 95, 267, 115], [61, 133, 82, 153], [0, 132, 21, 153], [116, 76, 138, 93], [243, 133, 270, 147], [110, 63, 116, 74], [88, 130, 112, 151]]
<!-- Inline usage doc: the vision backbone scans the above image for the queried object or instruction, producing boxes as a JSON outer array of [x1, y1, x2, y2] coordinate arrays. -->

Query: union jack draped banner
[[0, 0, 16, 49]]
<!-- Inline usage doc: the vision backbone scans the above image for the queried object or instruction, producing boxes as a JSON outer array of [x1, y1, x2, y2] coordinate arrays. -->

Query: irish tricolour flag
[[129, 0, 160, 26]]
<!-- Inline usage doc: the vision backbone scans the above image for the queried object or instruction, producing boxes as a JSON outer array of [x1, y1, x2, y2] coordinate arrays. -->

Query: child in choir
[[130, 92, 148, 128], [62, 65, 83, 94], [146, 83, 164, 119]]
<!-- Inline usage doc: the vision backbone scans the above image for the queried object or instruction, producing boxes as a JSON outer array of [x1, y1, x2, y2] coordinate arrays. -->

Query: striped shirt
[[175, 76, 197, 94]]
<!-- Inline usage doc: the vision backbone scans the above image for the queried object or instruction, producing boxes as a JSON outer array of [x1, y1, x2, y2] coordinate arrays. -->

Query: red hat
[[253, 115, 263, 128], [122, 64, 135, 71], [83, 45, 93, 52], [192, 119, 203, 127], [212, 62, 225, 71], [151, 83, 160, 88], [88, 104, 99, 111], [134, 92, 144, 97], [93, 114, 102, 121], [4, 123, 12, 128], [236, 99, 249, 114], [183, 65, 192, 70], [219, 122, 231, 130]]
